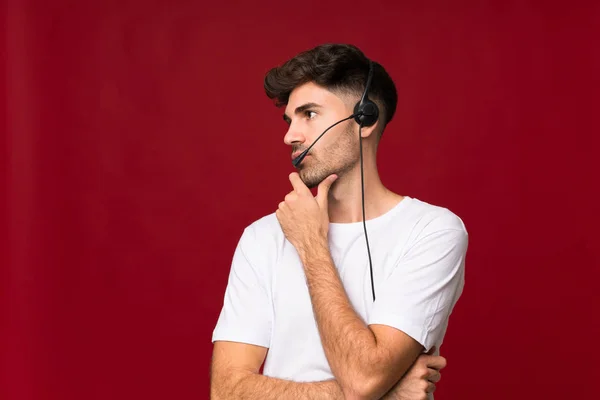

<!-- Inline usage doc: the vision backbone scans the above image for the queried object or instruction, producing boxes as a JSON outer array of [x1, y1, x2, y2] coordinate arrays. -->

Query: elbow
[[341, 375, 385, 400], [341, 388, 368, 400], [342, 390, 371, 400]]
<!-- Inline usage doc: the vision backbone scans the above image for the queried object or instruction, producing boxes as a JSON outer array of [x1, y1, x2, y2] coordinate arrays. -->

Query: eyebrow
[[283, 102, 323, 124]]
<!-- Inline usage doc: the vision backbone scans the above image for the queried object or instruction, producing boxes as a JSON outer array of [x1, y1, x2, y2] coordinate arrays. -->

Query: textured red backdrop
[[3, 1, 599, 399]]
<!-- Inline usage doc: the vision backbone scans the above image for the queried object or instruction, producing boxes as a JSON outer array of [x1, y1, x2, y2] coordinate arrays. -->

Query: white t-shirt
[[212, 196, 468, 390]]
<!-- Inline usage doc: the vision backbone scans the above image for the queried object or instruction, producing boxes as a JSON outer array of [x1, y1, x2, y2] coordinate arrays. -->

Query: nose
[[283, 122, 306, 147]]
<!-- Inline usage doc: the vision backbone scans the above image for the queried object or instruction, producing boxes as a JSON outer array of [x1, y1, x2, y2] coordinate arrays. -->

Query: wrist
[[298, 236, 330, 266]]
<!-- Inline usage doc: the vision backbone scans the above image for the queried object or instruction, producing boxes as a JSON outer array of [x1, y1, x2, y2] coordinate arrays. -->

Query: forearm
[[212, 370, 344, 400], [300, 241, 383, 396]]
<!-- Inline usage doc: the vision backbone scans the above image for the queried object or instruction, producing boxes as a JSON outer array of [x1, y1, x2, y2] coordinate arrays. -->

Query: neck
[[327, 155, 403, 224]]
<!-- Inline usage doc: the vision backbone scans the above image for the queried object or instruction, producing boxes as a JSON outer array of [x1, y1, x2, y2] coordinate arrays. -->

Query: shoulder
[[402, 197, 468, 248], [235, 212, 285, 261], [406, 198, 467, 232], [227, 212, 284, 284], [240, 212, 283, 243]]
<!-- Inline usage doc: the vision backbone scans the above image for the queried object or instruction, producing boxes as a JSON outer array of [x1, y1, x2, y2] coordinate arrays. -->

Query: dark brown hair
[[264, 43, 398, 132]]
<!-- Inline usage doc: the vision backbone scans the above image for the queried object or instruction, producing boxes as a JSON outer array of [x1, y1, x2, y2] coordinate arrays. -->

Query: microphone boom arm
[[292, 114, 357, 167]]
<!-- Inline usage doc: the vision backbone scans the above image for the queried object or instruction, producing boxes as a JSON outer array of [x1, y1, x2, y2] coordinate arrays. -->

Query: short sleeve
[[212, 227, 272, 348], [368, 224, 468, 352]]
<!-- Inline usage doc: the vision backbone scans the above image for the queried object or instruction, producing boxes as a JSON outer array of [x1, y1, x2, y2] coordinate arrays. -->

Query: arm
[[275, 174, 467, 400], [210, 341, 344, 400], [210, 341, 447, 400], [210, 225, 343, 399], [299, 242, 424, 400], [298, 223, 467, 400]]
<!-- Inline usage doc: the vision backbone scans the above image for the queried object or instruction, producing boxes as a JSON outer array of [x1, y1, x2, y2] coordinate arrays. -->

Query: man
[[210, 43, 468, 400]]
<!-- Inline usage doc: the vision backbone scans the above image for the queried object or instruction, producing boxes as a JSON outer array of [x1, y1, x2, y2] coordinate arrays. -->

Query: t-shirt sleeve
[[211, 227, 272, 348], [368, 219, 468, 352]]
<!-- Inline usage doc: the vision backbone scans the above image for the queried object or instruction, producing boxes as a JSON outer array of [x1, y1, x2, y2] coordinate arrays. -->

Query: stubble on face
[[297, 122, 359, 188]]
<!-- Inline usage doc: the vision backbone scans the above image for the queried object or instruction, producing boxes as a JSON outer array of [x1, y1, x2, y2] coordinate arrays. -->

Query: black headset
[[291, 59, 379, 302], [354, 60, 379, 128]]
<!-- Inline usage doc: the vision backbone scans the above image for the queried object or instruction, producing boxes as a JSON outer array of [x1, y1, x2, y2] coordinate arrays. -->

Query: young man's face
[[283, 82, 360, 188]]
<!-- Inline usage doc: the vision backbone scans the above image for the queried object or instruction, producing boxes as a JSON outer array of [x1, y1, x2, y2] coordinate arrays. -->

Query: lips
[[291, 152, 309, 160]]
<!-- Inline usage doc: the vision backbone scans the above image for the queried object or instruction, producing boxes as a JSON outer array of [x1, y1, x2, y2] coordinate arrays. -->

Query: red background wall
[[3, 1, 599, 399]]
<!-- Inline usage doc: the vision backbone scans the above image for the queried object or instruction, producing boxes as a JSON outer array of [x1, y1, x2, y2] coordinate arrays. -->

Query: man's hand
[[382, 347, 446, 400], [275, 172, 338, 255]]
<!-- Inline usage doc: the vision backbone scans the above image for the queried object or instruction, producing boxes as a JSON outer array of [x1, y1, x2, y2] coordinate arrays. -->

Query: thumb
[[316, 174, 338, 207]]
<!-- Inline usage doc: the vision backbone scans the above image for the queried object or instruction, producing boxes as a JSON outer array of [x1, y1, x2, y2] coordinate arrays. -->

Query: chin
[[299, 175, 319, 189], [299, 169, 332, 189]]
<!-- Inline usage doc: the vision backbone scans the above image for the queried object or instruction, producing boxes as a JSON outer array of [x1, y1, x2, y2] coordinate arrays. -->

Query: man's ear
[[339, 92, 382, 140], [359, 122, 380, 139], [356, 97, 384, 140]]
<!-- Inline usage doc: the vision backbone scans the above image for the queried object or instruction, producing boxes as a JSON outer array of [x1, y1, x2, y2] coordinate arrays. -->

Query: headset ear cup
[[354, 100, 379, 127]]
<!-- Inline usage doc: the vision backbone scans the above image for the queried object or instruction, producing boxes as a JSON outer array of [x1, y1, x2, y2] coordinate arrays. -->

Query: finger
[[289, 172, 311, 195], [426, 382, 436, 393], [427, 368, 441, 383], [424, 354, 447, 370], [316, 174, 338, 208], [432, 355, 447, 370]]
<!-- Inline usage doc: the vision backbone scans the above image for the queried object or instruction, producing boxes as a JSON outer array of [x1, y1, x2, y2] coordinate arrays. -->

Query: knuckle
[[285, 191, 297, 202]]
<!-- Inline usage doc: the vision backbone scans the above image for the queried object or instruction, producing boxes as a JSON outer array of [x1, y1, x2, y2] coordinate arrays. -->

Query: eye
[[305, 110, 317, 120]]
